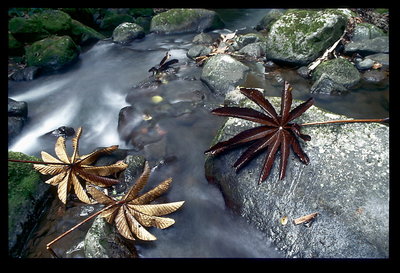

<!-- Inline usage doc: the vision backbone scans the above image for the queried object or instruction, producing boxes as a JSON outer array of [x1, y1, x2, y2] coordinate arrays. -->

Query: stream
[[8, 9, 388, 258]]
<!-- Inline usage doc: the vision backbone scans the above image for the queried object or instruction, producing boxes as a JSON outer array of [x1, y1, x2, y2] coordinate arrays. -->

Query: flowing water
[[8, 9, 388, 258]]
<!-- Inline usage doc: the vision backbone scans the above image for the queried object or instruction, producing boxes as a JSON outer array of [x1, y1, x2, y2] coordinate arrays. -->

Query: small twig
[[46, 203, 116, 258], [307, 31, 346, 72], [300, 118, 389, 127], [293, 212, 319, 225]]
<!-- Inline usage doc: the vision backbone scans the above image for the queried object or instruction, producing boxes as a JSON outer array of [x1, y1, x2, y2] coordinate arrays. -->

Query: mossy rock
[[265, 9, 348, 66], [25, 35, 79, 71], [100, 13, 134, 30], [8, 151, 51, 257], [8, 16, 49, 43], [150, 8, 224, 34], [30, 10, 72, 34], [127, 8, 154, 18], [8, 32, 24, 56], [312, 58, 361, 89], [70, 19, 105, 45]]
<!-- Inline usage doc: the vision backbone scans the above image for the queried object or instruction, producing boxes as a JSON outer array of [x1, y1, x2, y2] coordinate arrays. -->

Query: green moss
[[128, 8, 154, 18], [70, 19, 105, 44], [266, 9, 347, 65], [31, 10, 72, 34], [8, 16, 49, 43], [100, 13, 134, 30], [151, 8, 224, 33], [8, 151, 42, 229], [25, 35, 79, 70]]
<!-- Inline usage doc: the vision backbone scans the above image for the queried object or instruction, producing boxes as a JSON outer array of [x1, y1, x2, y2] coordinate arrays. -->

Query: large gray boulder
[[150, 8, 224, 34], [205, 89, 389, 258], [200, 54, 250, 96], [265, 9, 348, 66]]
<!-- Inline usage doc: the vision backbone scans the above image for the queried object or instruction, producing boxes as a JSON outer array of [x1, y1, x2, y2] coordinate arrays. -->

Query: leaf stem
[[8, 158, 70, 166], [46, 203, 116, 258], [300, 118, 389, 127]]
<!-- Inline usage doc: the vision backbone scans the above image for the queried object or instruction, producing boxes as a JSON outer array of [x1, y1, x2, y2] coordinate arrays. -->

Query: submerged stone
[[205, 89, 389, 258]]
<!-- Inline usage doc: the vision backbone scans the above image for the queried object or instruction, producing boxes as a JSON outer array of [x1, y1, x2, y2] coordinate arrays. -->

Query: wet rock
[[8, 117, 26, 144], [192, 32, 214, 45], [265, 9, 348, 66], [187, 44, 212, 59], [84, 216, 138, 258], [84, 155, 145, 258], [344, 36, 389, 56], [9, 66, 41, 81], [296, 66, 310, 79], [362, 70, 388, 87], [112, 22, 145, 45], [205, 89, 389, 258], [355, 58, 374, 70], [8, 151, 52, 257], [150, 8, 224, 34], [255, 9, 285, 31], [232, 33, 265, 51], [310, 73, 348, 95], [8, 98, 28, 143], [311, 58, 360, 94], [365, 53, 389, 69], [8, 98, 27, 117], [238, 42, 265, 58], [42, 126, 75, 138], [351, 23, 386, 42], [200, 54, 250, 96], [25, 35, 79, 72]]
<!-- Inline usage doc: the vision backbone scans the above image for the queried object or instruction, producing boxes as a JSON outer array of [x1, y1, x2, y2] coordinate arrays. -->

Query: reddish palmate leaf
[[205, 82, 314, 184]]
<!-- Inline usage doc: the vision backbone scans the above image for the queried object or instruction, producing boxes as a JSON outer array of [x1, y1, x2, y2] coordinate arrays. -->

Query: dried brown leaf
[[293, 212, 319, 225], [33, 127, 127, 204], [92, 162, 184, 241]]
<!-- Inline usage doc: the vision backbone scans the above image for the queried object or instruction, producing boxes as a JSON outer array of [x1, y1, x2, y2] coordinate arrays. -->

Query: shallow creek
[[8, 9, 388, 258]]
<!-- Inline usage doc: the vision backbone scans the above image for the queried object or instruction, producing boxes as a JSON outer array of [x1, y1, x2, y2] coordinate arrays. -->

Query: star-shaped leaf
[[205, 81, 314, 184], [33, 127, 128, 204], [87, 161, 184, 241]]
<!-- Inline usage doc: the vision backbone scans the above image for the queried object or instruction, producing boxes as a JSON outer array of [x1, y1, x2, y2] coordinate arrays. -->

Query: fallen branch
[[307, 31, 346, 72]]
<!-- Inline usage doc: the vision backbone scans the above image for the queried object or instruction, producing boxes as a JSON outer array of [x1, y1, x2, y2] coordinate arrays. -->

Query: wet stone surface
[[205, 89, 389, 258]]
